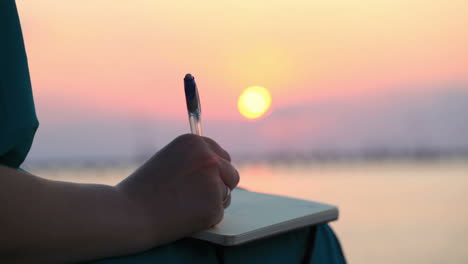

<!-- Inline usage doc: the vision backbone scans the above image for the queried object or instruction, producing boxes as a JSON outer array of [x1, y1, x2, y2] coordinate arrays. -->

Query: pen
[[184, 74, 232, 206], [184, 73, 203, 136]]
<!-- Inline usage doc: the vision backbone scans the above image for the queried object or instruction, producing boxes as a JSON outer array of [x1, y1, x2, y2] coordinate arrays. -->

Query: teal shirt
[[0, 1, 346, 263], [0, 0, 38, 168]]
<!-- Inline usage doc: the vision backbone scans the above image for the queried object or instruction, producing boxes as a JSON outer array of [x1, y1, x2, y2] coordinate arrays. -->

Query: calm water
[[34, 159, 468, 264]]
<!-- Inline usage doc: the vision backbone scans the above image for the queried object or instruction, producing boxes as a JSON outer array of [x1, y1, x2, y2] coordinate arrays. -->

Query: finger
[[223, 193, 231, 209], [215, 157, 240, 190], [202, 137, 231, 162]]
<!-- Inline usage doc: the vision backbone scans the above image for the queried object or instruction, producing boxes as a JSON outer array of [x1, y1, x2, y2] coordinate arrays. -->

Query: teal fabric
[[92, 226, 346, 264], [93, 228, 309, 264], [311, 225, 347, 263], [1, 1, 346, 263], [0, 0, 39, 168]]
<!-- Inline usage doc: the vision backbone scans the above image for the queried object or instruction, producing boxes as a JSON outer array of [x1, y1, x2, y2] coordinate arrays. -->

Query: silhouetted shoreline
[[23, 148, 468, 170]]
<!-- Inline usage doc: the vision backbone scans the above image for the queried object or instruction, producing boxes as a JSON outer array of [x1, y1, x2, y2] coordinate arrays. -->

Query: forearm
[[0, 165, 151, 263]]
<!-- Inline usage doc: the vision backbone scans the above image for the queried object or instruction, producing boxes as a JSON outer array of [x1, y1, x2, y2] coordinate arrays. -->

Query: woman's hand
[[117, 134, 240, 248], [0, 134, 238, 263]]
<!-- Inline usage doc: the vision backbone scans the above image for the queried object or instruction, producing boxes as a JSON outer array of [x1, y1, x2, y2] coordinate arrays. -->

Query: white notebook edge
[[191, 205, 339, 246]]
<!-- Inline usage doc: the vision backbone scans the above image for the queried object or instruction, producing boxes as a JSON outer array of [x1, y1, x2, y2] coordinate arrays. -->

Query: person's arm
[[0, 134, 239, 263], [0, 166, 145, 263]]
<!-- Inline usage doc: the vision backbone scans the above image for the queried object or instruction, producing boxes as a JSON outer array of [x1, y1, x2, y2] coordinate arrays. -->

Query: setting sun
[[238, 86, 272, 120]]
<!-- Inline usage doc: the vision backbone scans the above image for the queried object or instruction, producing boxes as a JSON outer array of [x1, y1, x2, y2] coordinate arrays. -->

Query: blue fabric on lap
[[91, 226, 346, 264], [310, 225, 347, 264]]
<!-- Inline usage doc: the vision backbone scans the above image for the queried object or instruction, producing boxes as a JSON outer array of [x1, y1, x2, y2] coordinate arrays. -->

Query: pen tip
[[184, 73, 194, 81]]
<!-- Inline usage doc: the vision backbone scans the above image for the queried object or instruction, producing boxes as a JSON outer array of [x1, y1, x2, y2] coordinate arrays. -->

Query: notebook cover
[[190, 188, 338, 246]]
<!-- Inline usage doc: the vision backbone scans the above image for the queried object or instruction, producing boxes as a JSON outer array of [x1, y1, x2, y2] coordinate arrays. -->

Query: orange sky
[[18, 0, 468, 121], [13, 1, 468, 160]]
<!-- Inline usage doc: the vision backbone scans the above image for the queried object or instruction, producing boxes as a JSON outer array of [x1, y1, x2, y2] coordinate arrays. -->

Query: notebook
[[190, 188, 339, 246]]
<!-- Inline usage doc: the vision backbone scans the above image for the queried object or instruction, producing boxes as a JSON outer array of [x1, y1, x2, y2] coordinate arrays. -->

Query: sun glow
[[238, 86, 272, 120]]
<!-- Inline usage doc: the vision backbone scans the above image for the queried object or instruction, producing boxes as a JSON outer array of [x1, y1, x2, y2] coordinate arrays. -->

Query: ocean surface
[[33, 159, 468, 264]]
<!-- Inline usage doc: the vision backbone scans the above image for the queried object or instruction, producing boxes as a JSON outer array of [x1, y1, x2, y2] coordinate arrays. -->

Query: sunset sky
[[16, 0, 468, 161]]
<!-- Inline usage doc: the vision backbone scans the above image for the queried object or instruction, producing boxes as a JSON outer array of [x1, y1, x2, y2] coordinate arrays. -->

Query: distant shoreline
[[23, 148, 468, 170]]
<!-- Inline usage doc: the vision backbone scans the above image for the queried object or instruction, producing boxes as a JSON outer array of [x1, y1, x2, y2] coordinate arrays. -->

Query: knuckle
[[175, 133, 200, 144], [234, 169, 240, 186], [200, 151, 216, 162], [223, 163, 240, 188], [224, 150, 232, 162], [201, 136, 216, 145], [203, 137, 231, 161], [195, 153, 218, 171]]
